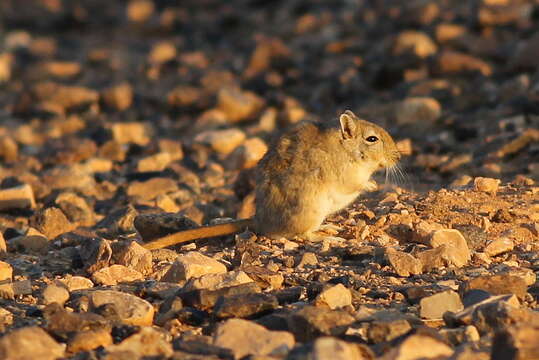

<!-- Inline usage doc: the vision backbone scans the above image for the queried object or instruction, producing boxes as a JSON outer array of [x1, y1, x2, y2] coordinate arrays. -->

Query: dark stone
[[214, 292, 278, 319]]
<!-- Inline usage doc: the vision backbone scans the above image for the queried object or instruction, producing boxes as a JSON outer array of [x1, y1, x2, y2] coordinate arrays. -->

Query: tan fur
[[143, 110, 400, 250]]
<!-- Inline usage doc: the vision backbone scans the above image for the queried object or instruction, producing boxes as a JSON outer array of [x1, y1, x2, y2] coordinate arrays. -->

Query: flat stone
[[367, 318, 413, 343], [106, 327, 173, 358], [484, 237, 514, 257], [127, 177, 179, 201], [110, 122, 150, 146], [386, 248, 423, 277], [213, 318, 295, 359], [395, 97, 441, 126], [43, 303, 108, 339], [446, 294, 520, 327], [226, 137, 268, 170], [214, 292, 279, 319], [436, 50, 492, 76], [309, 337, 372, 360], [287, 306, 356, 342], [87, 290, 154, 326], [241, 265, 284, 290], [180, 282, 261, 311], [314, 284, 352, 310], [380, 331, 453, 360], [419, 290, 464, 319], [183, 270, 254, 291], [461, 274, 528, 300], [474, 177, 501, 194], [0, 183, 35, 210], [0, 261, 13, 299], [194, 128, 246, 155], [137, 152, 172, 172], [0, 326, 65, 360], [217, 86, 264, 123], [59, 275, 94, 291], [67, 328, 113, 353], [91, 264, 144, 286], [41, 282, 70, 306], [162, 251, 227, 283], [393, 31, 437, 58], [134, 212, 199, 242]]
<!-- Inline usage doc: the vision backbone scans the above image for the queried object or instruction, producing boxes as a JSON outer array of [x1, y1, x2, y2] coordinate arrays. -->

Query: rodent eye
[[366, 136, 379, 143]]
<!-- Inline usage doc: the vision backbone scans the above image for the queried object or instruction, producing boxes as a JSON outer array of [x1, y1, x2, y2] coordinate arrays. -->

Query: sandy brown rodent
[[143, 110, 401, 250]]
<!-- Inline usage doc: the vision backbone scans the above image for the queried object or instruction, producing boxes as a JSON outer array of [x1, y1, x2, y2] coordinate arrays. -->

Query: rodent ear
[[339, 111, 357, 140]]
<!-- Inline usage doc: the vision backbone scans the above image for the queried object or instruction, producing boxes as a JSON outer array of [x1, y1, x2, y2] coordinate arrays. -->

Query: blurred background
[[0, 0, 537, 203]]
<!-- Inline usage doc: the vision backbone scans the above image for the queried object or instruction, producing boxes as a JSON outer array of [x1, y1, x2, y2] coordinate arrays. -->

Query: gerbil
[[143, 110, 400, 250]]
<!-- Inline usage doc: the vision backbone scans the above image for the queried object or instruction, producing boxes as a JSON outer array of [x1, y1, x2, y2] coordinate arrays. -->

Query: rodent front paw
[[365, 180, 378, 192]]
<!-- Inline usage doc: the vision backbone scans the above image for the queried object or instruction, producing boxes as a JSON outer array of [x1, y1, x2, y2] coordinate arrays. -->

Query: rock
[[149, 41, 177, 64], [0, 53, 13, 82], [511, 31, 539, 70], [417, 244, 468, 271], [30, 207, 74, 240], [32, 82, 99, 112], [501, 268, 536, 286], [167, 85, 202, 107], [9, 228, 49, 253], [102, 83, 133, 111], [367, 318, 413, 343], [91, 264, 144, 286], [380, 331, 453, 360], [194, 128, 246, 155], [287, 306, 355, 342], [0, 261, 14, 299], [41, 282, 70, 306], [395, 97, 441, 126], [217, 86, 264, 123], [213, 318, 295, 359], [59, 275, 94, 291], [439, 325, 480, 346], [87, 290, 154, 326], [308, 337, 371, 360], [110, 122, 150, 146], [80, 238, 112, 274], [67, 328, 113, 353], [162, 251, 227, 283], [0, 326, 65, 360], [393, 31, 437, 58], [471, 298, 539, 335], [447, 294, 521, 327], [134, 212, 199, 241], [436, 51, 492, 76], [137, 152, 172, 172], [0, 232, 6, 254], [55, 191, 95, 226], [225, 137, 268, 170], [436, 23, 466, 43], [461, 275, 528, 300], [492, 324, 539, 360], [183, 270, 254, 291], [419, 290, 464, 319], [242, 265, 284, 290], [429, 229, 471, 266], [214, 292, 279, 319], [127, 177, 178, 201], [0, 135, 18, 162], [106, 327, 173, 358], [180, 282, 261, 311], [41, 61, 81, 78], [386, 248, 423, 277], [474, 177, 501, 195], [0, 183, 35, 210], [314, 284, 352, 310], [127, 0, 154, 22], [43, 303, 108, 339], [484, 237, 514, 257], [298, 252, 318, 269], [112, 241, 152, 275]]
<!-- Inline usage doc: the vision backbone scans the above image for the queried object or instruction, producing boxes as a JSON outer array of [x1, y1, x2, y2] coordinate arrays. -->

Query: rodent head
[[338, 110, 401, 169]]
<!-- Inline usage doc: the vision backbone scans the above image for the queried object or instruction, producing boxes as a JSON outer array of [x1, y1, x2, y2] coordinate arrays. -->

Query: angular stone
[[80, 238, 112, 274], [314, 284, 352, 310], [0, 232, 6, 255], [214, 292, 279, 319], [149, 41, 176, 64], [297, 252, 319, 268], [112, 241, 152, 275], [446, 294, 520, 327], [474, 177, 501, 195], [225, 137, 268, 170], [472, 299, 539, 335], [137, 152, 172, 172], [87, 290, 154, 326], [387, 248, 423, 277], [241, 265, 284, 290], [213, 318, 295, 359], [180, 282, 261, 311], [134, 212, 199, 242], [67, 328, 113, 353], [44, 303, 108, 339], [492, 324, 539, 360], [194, 128, 246, 155], [127, 177, 179, 201], [0, 261, 14, 299], [436, 51, 492, 76], [9, 228, 49, 253], [30, 207, 74, 239], [419, 290, 464, 319], [0, 183, 35, 210], [106, 327, 173, 358], [217, 87, 264, 123], [380, 331, 453, 360], [91, 264, 144, 286], [55, 191, 95, 226], [393, 31, 437, 58], [484, 237, 514, 257], [102, 83, 133, 111], [59, 275, 94, 291], [162, 251, 227, 283], [395, 97, 441, 126], [41, 282, 70, 306], [287, 306, 355, 342], [308, 337, 372, 360], [461, 275, 528, 300], [183, 270, 254, 291], [110, 122, 150, 146], [0, 326, 65, 360], [95, 206, 138, 237], [32, 81, 99, 111], [367, 318, 413, 343]]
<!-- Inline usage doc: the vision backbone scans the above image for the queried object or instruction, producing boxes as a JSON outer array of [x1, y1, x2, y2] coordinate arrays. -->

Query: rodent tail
[[142, 218, 253, 250]]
